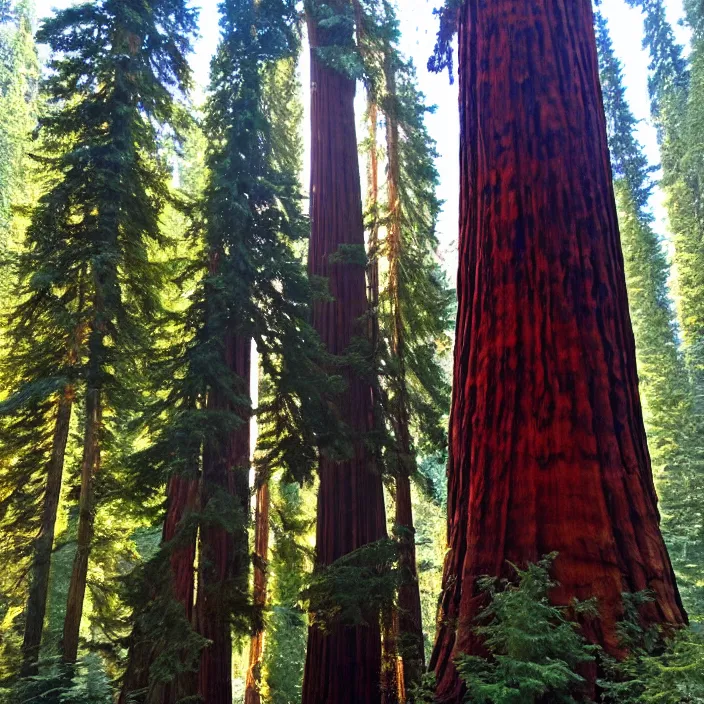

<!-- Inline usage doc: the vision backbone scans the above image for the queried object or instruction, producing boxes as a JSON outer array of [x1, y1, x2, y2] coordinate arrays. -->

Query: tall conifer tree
[[0, 0, 37, 256], [429, 1, 685, 700], [2, 0, 198, 667], [358, 3, 453, 689], [627, 0, 704, 396], [120, 1, 325, 700], [301, 1, 388, 701], [625, 0, 704, 611]]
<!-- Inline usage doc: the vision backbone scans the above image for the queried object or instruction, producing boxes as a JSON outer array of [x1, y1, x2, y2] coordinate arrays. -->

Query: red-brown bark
[[301, 5, 388, 702], [118, 473, 199, 704], [195, 332, 251, 704], [430, 1, 686, 701], [244, 479, 270, 704]]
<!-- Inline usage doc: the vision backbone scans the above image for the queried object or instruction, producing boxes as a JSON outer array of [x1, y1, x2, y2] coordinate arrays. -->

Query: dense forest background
[[0, 0, 702, 702]]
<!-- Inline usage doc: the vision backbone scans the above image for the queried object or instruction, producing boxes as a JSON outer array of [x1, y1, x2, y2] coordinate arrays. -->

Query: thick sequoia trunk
[[21, 392, 73, 675], [195, 333, 251, 704], [118, 473, 199, 704], [301, 6, 388, 703], [62, 379, 102, 664], [430, 0, 686, 700], [244, 479, 270, 704], [384, 65, 425, 697]]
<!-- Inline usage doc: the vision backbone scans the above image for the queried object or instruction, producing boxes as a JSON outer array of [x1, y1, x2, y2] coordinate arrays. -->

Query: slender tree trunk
[[384, 63, 425, 697], [23, 278, 85, 674], [366, 102, 400, 704], [244, 478, 270, 704], [62, 380, 102, 664], [367, 101, 381, 354], [430, 0, 686, 700], [301, 5, 387, 702], [118, 473, 199, 704], [21, 392, 73, 675], [195, 332, 251, 704]]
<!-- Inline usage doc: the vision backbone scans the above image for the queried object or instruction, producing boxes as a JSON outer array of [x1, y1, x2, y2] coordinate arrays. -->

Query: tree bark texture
[[195, 332, 251, 704], [244, 479, 270, 704], [21, 392, 73, 675], [430, 1, 686, 700], [384, 63, 425, 696], [62, 381, 101, 664], [118, 473, 199, 704], [301, 6, 388, 703]]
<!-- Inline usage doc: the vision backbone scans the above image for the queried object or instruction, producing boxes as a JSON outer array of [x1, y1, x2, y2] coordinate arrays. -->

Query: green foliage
[[303, 538, 400, 631], [359, 0, 453, 475], [121, 0, 338, 696], [600, 592, 704, 703], [620, 0, 704, 615], [455, 555, 598, 704], [0, 0, 38, 256], [7, 653, 112, 703], [263, 481, 314, 704], [0, 0, 198, 682], [304, 0, 364, 79], [409, 672, 438, 704]]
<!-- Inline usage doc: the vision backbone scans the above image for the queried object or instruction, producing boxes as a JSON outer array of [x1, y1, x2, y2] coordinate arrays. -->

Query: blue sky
[[34, 0, 692, 271]]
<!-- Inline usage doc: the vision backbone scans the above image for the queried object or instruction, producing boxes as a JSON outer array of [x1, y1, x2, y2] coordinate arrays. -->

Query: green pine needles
[[0, 0, 197, 678]]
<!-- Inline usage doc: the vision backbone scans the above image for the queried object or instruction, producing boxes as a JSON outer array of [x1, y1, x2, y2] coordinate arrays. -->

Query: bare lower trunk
[[62, 384, 101, 664], [301, 6, 387, 702], [21, 392, 73, 675], [430, 1, 686, 700], [244, 480, 270, 704]]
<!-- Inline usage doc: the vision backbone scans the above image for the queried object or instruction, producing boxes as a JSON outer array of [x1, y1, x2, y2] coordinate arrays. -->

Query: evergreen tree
[[120, 1, 329, 700], [429, 0, 686, 699], [624, 0, 704, 613], [301, 1, 389, 701], [625, 0, 704, 397], [0, 0, 198, 673], [0, 0, 37, 259], [358, 2, 453, 691]]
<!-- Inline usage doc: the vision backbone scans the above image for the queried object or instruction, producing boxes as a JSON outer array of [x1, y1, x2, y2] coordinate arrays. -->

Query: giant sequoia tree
[[429, 0, 686, 700], [302, 1, 388, 702]]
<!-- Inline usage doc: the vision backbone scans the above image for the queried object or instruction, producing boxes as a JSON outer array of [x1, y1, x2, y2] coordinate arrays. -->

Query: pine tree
[[429, 1, 686, 700], [358, 4, 453, 691], [626, 0, 704, 397], [120, 1, 328, 700], [0, 0, 41, 675], [0, 0, 37, 259], [1, 0, 198, 670], [380, 47, 452, 699], [624, 0, 704, 613]]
